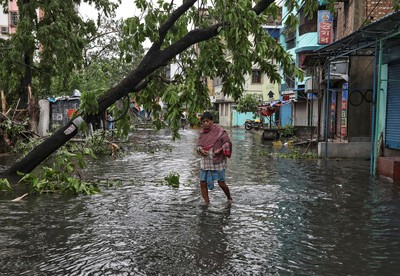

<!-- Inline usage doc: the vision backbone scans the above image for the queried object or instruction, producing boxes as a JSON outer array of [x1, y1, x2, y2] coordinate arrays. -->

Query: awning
[[302, 11, 400, 67]]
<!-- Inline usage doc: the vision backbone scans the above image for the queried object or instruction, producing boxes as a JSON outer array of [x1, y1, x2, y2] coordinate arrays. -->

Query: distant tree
[[55, 16, 145, 97], [0, 0, 119, 107], [236, 94, 261, 114]]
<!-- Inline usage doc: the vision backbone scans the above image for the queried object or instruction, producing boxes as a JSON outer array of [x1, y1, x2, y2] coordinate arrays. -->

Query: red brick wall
[[334, 0, 394, 41], [367, 0, 393, 21]]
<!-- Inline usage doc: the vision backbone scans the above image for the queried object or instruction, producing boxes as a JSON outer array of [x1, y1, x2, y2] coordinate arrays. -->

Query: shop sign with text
[[318, 10, 333, 44]]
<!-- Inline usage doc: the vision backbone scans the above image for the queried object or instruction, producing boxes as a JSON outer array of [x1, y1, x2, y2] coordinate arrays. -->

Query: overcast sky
[[79, 0, 283, 20], [79, 0, 138, 20]]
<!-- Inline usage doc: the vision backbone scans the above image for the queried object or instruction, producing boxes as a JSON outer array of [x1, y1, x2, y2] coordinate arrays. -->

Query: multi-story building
[[0, 0, 18, 39], [213, 11, 282, 127], [280, 0, 331, 130], [300, 0, 395, 160]]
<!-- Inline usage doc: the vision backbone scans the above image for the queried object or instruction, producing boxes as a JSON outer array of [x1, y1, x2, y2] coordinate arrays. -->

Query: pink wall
[[8, 0, 18, 33], [9, 0, 18, 10]]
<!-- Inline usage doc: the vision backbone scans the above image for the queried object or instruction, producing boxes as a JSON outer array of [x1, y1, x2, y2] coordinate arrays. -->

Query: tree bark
[[3, 0, 273, 176]]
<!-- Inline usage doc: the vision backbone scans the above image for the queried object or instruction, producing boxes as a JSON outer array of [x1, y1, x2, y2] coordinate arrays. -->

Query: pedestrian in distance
[[180, 110, 188, 130], [106, 111, 113, 130], [196, 111, 233, 204]]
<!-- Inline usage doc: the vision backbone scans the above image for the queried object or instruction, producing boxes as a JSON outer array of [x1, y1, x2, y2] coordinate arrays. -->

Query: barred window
[[299, 8, 317, 36], [10, 11, 19, 26], [251, 70, 262, 84]]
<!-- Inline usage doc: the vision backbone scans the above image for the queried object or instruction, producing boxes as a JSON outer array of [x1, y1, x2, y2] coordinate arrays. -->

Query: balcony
[[299, 22, 317, 36]]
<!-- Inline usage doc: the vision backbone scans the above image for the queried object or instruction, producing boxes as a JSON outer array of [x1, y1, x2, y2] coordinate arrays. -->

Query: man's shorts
[[200, 169, 225, 190]]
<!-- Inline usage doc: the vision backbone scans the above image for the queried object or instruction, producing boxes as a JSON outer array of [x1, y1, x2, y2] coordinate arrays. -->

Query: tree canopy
[[0, 0, 120, 106]]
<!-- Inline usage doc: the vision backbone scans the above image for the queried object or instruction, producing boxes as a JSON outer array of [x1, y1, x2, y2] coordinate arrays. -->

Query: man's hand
[[197, 147, 208, 156], [214, 148, 223, 155]]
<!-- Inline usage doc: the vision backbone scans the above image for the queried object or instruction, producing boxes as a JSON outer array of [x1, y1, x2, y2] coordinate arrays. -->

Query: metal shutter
[[386, 61, 400, 149]]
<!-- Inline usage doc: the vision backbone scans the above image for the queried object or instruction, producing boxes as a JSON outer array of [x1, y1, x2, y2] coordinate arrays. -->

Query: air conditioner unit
[[305, 77, 319, 92], [0, 26, 9, 34], [324, 58, 349, 81]]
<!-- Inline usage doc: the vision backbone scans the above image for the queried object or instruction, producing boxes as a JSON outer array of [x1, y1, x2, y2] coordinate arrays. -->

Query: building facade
[[0, 0, 18, 39], [279, 0, 330, 133], [214, 19, 282, 127], [289, 1, 394, 166]]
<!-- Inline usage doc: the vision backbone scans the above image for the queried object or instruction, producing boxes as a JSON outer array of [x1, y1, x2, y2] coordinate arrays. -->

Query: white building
[[0, 0, 18, 40]]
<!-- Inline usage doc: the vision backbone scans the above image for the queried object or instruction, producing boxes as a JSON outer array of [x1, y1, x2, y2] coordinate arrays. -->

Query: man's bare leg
[[218, 181, 232, 201], [200, 181, 210, 204]]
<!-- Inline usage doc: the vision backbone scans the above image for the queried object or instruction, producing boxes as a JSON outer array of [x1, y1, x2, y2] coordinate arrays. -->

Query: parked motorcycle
[[244, 119, 264, 130]]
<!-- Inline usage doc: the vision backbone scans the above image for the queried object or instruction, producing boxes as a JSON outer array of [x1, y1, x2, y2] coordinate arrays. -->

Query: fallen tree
[[2, 0, 317, 176]]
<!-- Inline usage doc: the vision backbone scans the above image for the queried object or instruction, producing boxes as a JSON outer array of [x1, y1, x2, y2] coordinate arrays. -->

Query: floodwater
[[1, 128, 400, 275]]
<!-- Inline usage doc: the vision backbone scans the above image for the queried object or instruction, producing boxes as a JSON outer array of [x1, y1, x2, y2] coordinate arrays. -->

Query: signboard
[[330, 92, 337, 134], [341, 83, 348, 137], [318, 10, 333, 45]]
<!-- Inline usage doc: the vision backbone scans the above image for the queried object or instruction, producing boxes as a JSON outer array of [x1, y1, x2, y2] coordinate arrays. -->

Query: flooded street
[[1, 128, 400, 275]]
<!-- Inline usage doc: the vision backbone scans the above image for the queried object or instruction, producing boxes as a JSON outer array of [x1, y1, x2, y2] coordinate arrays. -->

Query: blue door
[[280, 102, 293, 126]]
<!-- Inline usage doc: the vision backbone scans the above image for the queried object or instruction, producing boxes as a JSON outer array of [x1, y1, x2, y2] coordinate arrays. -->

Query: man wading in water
[[197, 112, 233, 204]]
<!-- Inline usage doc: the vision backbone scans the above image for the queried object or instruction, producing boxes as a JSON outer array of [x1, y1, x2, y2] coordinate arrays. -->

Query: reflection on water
[[1, 128, 400, 275]]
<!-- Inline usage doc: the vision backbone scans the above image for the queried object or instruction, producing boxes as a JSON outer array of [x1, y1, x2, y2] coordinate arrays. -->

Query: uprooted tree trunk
[[2, 0, 273, 176]]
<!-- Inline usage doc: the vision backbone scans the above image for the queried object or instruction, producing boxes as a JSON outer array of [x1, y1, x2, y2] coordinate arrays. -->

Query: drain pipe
[[325, 62, 331, 159], [370, 40, 383, 175], [369, 41, 378, 175]]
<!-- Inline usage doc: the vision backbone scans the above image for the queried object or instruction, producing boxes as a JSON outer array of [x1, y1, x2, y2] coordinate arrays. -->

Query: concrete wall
[[244, 73, 280, 101], [38, 99, 50, 137], [294, 101, 307, 126], [218, 102, 233, 127], [308, 95, 319, 127], [232, 111, 255, 127], [318, 142, 371, 158], [295, 126, 317, 140], [0, 1, 9, 39]]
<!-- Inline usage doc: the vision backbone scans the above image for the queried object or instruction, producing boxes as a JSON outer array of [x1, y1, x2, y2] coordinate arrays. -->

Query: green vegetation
[[279, 125, 296, 138], [258, 144, 318, 160], [12, 130, 126, 195], [236, 94, 261, 114], [0, 178, 11, 191], [164, 171, 180, 188], [17, 147, 99, 195], [275, 149, 318, 159]]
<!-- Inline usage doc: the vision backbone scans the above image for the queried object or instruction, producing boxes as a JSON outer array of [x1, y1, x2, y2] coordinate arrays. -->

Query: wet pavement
[[1, 128, 400, 275]]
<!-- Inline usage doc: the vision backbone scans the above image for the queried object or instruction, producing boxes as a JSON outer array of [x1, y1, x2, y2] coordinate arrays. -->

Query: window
[[285, 29, 296, 49], [251, 70, 262, 84], [299, 8, 317, 35], [10, 11, 19, 26]]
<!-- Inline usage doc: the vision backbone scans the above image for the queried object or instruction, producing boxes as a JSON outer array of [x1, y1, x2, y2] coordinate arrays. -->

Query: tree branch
[[254, 0, 275, 15], [148, 0, 197, 53], [3, 0, 276, 176], [156, 0, 275, 66]]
